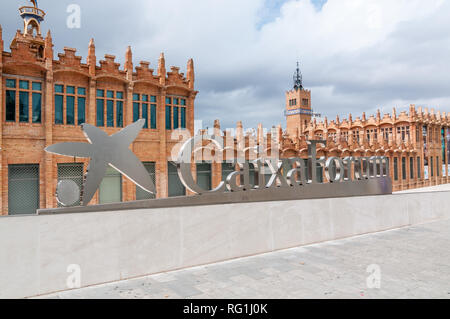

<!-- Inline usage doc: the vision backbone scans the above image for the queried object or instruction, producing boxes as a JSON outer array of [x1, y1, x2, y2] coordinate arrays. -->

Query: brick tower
[[286, 62, 312, 138]]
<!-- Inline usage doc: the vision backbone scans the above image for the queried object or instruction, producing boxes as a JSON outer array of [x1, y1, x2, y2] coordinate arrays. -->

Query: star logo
[[45, 119, 156, 206]]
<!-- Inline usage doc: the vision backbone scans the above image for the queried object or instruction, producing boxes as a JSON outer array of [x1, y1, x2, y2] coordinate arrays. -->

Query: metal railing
[[19, 6, 46, 19]]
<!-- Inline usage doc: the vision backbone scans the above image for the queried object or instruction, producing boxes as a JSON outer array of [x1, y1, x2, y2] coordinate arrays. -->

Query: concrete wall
[[1, 191, 450, 299]]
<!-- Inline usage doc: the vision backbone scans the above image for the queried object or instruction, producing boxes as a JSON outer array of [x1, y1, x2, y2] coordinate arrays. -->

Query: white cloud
[[2, 0, 449, 130], [128, 0, 449, 129]]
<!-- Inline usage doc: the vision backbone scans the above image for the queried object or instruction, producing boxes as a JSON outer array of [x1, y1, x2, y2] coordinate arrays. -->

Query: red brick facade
[[0, 5, 196, 215], [285, 85, 450, 192]]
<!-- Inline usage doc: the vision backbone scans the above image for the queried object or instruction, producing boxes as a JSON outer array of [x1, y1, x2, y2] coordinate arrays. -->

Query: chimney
[[44, 30, 53, 62], [213, 119, 221, 136], [187, 58, 195, 89], [158, 52, 166, 85], [125, 46, 133, 78], [87, 38, 96, 76]]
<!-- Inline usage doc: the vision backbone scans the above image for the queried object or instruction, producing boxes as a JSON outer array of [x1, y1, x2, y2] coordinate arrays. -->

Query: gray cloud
[[1, 0, 449, 131]]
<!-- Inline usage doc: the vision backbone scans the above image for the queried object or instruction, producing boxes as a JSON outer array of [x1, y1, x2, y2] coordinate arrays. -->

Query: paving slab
[[35, 218, 450, 299]]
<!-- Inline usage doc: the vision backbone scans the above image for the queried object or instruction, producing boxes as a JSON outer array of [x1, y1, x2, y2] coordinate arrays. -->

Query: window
[[289, 99, 297, 107], [96, 99, 104, 127], [341, 131, 349, 142], [116, 101, 123, 128], [66, 96, 75, 125], [19, 80, 29, 90], [107, 100, 114, 127], [402, 157, 407, 180], [136, 162, 156, 200], [151, 104, 157, 129], [6, 90, 16, 122], [431, 157, 434, 177], [54, 84, 86, 126], [32, 93, 42, 123], [57, 163, 83, 207], [168, 161, 185, 197], [417, 157, 421, 179], [222, 162, 236, 182], [410, 158, 414, 179], [65, 87, 77, 125], [99, 167, 122, 204], [165, 106, 172, 130], [66, 86, 75, 95], [32, 82, 42, 91], [397, 126, 410, 142], [55, 85, 64, 93], [19, 92, 29, 122], [78, 97, 86, 125], [8, 164, 40, 215], [352, 129, 360, 143], [173, 107, 179, 129], [180, 107, 186, 129], [166, 96, 187, 130], [196, 163, 212, 191], [366, 128, 378, 142], [5, 79, 42, 124], [77, 87, 86, 96], [133, 102, 140, 122], [381, 127, 393, 141], [394, 158, 398, 181], [328, 132, 337, 142], [437, 156, 440, 177], [6, 79, 16, 88], [97, 89, 123, 128], [142, 103, 149, 128], [133, 93, 157, 129], [55, 95, 64, 124], [302, 99, 309, 106]]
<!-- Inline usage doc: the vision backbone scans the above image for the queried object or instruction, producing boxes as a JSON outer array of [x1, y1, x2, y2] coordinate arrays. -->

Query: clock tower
[[285, 62, 312, 138]]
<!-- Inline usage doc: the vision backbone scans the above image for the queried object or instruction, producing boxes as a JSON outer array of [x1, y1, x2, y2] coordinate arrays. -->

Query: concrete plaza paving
[[394, 183, 450, 194], [37, 217, 450, 299]]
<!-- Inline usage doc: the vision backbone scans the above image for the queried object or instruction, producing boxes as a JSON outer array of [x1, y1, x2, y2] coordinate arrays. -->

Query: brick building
[[1, 3, 197, 215], [2, 3, 449, 216], [284, 63, 450, 192]]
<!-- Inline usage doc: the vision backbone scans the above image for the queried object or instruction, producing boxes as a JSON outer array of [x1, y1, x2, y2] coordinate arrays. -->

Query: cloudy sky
[[1, 0, 449, 130]]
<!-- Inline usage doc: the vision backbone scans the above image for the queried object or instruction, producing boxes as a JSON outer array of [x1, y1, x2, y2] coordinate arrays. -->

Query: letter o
[[325, 157, 344, 183]]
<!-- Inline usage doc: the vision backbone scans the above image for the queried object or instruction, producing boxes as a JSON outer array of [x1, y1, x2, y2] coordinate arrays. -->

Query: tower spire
[[187, 58, 195, 89], [293, 61, 303, 91], [19, 0, 46, 36]]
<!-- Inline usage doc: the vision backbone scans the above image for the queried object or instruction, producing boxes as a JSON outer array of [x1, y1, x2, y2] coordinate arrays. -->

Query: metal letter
[[265, 159, 290, 188], [325, 157, 344, 183], [287, 157, 307, 186], [307, 140, 326, 184], [226, 162, 251, 192], [177, 135, 226, 195]]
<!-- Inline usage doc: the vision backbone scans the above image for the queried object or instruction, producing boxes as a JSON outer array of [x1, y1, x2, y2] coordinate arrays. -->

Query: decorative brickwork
[[285, 85, 450, 192], [0, 5, 196, 215]]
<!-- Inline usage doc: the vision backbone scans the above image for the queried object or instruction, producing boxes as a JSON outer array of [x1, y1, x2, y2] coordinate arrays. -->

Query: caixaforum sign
[[177, 135, 391, 196], [42, 120, 392, 213]]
